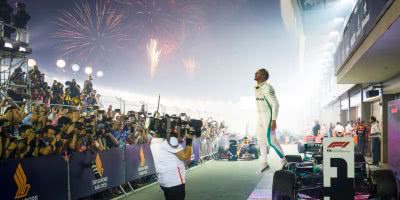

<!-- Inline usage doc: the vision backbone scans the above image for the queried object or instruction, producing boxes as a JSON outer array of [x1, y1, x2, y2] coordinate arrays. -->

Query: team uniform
[[255, 81, 285, 167], [155, 140, 186, 200]]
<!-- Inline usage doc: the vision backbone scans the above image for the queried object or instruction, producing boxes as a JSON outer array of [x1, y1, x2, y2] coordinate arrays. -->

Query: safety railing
[[0, 144, 156, 200], [0, 21, 30, 44]]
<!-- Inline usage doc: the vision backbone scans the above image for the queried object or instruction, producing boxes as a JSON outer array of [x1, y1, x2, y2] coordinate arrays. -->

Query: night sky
[[8, 0, 297, 103]]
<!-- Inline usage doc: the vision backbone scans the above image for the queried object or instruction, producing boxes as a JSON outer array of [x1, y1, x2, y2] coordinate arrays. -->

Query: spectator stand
[[0, 20, 32, 111]]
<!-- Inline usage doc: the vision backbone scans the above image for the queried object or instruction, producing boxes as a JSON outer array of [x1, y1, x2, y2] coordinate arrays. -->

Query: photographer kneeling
[[156, 130, 193, 200]]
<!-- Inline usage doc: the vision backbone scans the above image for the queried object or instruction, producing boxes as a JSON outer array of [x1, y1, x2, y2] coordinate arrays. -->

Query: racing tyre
[[285, 155, 302, 163], [297, 143, 305, 153], [254, 151, 259, 159], [372, 170, 398, 200], [272, 170, 296, 200]]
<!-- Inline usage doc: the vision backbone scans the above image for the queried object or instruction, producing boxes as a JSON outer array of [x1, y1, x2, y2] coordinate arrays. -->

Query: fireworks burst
[[125, 0, 205, 57], [147, 39, 162, 79], [183, 57, 197, 76], [54, 0, 128, 65], [134, 0, 184, 40]]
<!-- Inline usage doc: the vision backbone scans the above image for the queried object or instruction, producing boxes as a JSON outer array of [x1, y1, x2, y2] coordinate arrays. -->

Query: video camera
[[65, 81, 75, 86], [147, 113, 203, 139]]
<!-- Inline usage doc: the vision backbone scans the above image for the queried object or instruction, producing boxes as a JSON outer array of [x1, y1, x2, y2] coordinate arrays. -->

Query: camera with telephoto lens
[[85, 125, 94, 134], [148, 113, 203, 138], [65, 81, 75, 86], [95, 122, 112, 137], [147, 115, 167, 138]]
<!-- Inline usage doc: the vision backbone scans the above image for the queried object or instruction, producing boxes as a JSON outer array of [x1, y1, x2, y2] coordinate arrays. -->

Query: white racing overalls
[[255, 81, 285, 165]]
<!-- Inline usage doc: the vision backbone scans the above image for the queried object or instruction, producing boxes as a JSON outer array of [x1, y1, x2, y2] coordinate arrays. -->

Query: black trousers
[[161, 184, 185, 200], [357, 135, 366, 156], [372, 137, 381, 164]]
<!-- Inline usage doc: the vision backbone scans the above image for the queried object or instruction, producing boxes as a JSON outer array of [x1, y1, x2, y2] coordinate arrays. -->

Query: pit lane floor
[[119, 144, 297, 200], [247, 144, 299, 200]]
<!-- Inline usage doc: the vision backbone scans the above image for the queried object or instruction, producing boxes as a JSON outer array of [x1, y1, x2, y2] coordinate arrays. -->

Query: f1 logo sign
[[328, 142, 350, 148], [323, 138, 354, 200]]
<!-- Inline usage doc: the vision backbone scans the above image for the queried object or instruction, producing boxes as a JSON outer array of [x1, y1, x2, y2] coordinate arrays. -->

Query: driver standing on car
[[254, 68, 286, 172]]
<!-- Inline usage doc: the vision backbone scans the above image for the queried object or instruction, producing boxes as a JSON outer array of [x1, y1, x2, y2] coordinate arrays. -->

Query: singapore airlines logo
[[95, 154, 104, 177], [14, 164, 31, 199], [140, 146, 146, 167]]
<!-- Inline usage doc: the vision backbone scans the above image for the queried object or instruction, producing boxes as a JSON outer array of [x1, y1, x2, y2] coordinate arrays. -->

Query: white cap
[[169, 137, 179, 147]]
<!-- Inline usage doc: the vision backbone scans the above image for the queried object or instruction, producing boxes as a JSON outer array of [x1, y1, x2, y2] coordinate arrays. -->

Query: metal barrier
[[198, 136, 218, 163], [0, 144, 156, 200], [0, 21, 30, 44]]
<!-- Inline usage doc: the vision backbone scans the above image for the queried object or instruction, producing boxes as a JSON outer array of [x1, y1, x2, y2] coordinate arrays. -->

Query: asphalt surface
[[122, 159, 262, 200], [122, 144, 297, 200]]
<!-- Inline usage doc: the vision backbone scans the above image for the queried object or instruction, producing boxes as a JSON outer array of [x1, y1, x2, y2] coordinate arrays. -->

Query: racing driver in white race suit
[[254, 68, 286, 172]]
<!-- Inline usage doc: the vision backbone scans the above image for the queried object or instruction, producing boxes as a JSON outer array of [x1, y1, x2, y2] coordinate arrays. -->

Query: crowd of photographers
[[0, 97, 152, 161], [1, 64, 150, 160], [1, 65, 224, 162]]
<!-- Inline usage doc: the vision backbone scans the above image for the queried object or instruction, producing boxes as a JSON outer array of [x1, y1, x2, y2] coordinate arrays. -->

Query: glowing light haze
[[15, 0, 359, 135], [183, 58, 197, 76], [146, 39, 162, 79]]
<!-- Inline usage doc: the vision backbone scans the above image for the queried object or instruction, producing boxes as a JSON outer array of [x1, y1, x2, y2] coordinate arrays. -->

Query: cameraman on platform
[[155, 127, 193, 200]]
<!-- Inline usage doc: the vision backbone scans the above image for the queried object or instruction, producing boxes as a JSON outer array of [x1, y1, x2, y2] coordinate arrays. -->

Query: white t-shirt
[[370, 122, 381, 137], [155, 140, 186, 187], [345, 124, 353, 133]]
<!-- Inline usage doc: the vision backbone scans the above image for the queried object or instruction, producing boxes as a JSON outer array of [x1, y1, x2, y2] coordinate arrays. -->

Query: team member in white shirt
[[334, 122, 345, 137], [155, 131, 193, 200], [345, 121, 354, 137], [254, 68, 286, 172], [370, 116, 381, 165]]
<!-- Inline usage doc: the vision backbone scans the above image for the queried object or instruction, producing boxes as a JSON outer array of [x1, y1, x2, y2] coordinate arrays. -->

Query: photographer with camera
[[156, 130, 193, 200], [83, 76, 93, 96], [94, 121, 119, 151], [7, 67, 28, 102], [65, 79, 81, 99], [51, 81, 64, 105], [152, 114, 202, 200]]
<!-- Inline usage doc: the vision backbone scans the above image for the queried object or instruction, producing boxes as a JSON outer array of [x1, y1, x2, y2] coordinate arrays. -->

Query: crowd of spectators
[[0, 65, 226, 200], [0, 97, 153, 160], [2, 65, 159, 161], [314, 119, 381, 157], [1, 64, 225, 162]]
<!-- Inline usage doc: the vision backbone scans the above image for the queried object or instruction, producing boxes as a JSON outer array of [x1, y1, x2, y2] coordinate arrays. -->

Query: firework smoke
[[183, 57, 197, 76]]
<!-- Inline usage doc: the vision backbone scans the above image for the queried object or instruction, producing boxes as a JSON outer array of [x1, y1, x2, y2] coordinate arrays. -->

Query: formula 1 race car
[[238, 137, 259, 160], [217, 139, 239, 161], [297, 135, 324, 154], [217, 137, 259, 161], [272, 143, 399, 200]]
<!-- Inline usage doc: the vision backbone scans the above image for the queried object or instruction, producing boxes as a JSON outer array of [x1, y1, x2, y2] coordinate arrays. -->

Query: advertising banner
[[323, 137, 355, 200], [388, 99, 400, 181], [125, 144, 156, 182], [69, 148, 125, 200], [0, 155, 68, 200]]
